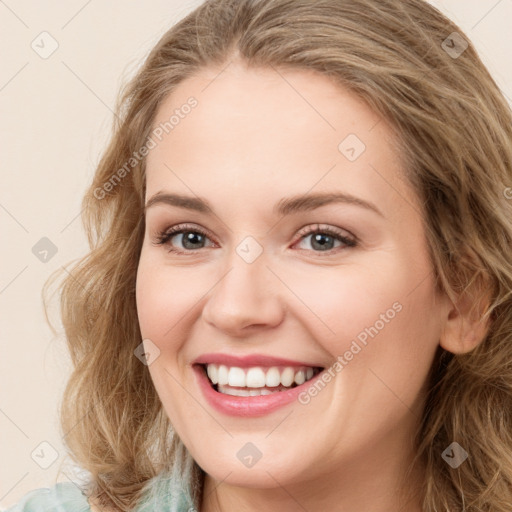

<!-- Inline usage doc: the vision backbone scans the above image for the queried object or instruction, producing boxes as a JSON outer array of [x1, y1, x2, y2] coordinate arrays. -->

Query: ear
[[439, 275, 493, 355]]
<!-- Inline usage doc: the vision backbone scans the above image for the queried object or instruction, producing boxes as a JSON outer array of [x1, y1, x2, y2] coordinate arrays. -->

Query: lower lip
[[193, 364, 323, 417]]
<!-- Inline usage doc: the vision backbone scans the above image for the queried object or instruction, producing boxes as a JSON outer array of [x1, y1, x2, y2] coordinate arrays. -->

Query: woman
[[7, 0, 512, 510]]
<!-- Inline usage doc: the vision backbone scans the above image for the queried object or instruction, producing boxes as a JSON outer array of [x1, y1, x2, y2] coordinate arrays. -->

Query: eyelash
[[153, 223, 358, 256]]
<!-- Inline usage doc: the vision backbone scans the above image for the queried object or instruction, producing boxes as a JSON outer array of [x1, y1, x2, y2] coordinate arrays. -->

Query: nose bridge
[[202, 238, 283, 333]]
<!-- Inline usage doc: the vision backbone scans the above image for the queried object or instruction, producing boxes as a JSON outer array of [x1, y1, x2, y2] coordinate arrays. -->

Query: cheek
[[334, 273, 442, 418], [286, 260, 405, 352], [135, 256, 200, 422], [135, 255, 202, 341], [291, 256, 440, 382]]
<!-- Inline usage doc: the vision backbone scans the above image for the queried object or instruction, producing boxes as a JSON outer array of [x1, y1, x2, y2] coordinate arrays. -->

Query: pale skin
[[128, 59, 490, 512]]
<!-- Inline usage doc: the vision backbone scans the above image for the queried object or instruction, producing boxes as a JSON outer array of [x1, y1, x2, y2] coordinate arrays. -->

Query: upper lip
[[193, 353, 324, 368]]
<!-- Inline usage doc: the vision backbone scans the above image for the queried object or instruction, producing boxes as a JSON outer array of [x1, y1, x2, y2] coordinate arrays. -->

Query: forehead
[[149, 62, 387, 154], [145, 62, 416, 221]]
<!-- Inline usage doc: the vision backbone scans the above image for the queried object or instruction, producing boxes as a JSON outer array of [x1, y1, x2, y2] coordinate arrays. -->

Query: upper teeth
[[206, 364, 317, 388]]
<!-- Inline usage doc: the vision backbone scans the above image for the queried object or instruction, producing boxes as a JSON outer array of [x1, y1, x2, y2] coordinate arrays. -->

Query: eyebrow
[[144, 191, 384, 218]]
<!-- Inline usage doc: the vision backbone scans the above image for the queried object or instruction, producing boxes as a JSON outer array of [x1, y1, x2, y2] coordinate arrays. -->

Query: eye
[[293, 224, 357, 254], [153, 223, 215, 254], [153, 222, 357, 255]]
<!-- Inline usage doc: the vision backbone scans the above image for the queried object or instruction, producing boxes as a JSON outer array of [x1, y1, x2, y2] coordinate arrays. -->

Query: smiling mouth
[[198, 363, 324, 397]]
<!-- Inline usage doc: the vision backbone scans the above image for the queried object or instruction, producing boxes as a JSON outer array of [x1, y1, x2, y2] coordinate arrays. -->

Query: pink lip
[[192, 364, 324, 417], [193, 352, 322, 368]]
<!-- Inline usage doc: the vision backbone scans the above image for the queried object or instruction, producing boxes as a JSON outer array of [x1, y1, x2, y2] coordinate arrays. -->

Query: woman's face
[[136, 62, 450, 491]]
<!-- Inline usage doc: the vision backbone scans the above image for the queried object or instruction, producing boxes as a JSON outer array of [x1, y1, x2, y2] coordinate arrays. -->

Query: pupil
[[183, 232, 204, 249], [312, 233, 333, 251]]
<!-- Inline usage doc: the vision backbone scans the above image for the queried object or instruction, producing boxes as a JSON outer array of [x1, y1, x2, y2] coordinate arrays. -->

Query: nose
[[201, 248, 285, 336]]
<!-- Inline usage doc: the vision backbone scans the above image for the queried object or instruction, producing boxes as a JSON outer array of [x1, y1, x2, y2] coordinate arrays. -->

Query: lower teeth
[[216, 383, 294, 396]]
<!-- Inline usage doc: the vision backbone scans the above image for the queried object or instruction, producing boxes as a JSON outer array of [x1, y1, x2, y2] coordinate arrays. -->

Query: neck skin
[[199, 426, 426, 512]]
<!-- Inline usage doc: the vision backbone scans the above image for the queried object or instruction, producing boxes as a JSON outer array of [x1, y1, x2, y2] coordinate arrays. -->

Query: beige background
[[1, 0, 511, 508]]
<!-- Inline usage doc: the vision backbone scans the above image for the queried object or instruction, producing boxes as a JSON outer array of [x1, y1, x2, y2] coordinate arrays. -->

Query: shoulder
[[4, 482, 92, 512]]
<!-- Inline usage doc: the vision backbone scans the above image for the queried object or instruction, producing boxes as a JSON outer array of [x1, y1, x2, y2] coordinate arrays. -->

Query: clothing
[[4, 475, 195, 512], [4, 446, 198, 512], [3, 482, 91, 512]]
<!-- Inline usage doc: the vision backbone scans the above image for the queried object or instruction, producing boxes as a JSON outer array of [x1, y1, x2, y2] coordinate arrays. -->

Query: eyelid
[[153, 222, 217, 247], [294, 223, 355, 242], [291, 224, 358, 254]]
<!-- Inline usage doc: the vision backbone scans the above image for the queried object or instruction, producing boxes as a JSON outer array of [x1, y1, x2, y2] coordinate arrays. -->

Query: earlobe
[[439, 280, 493, 355]]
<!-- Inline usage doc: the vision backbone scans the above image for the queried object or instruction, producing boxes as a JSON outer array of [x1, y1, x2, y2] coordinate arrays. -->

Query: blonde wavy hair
[[44, 0, 512, 510]]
